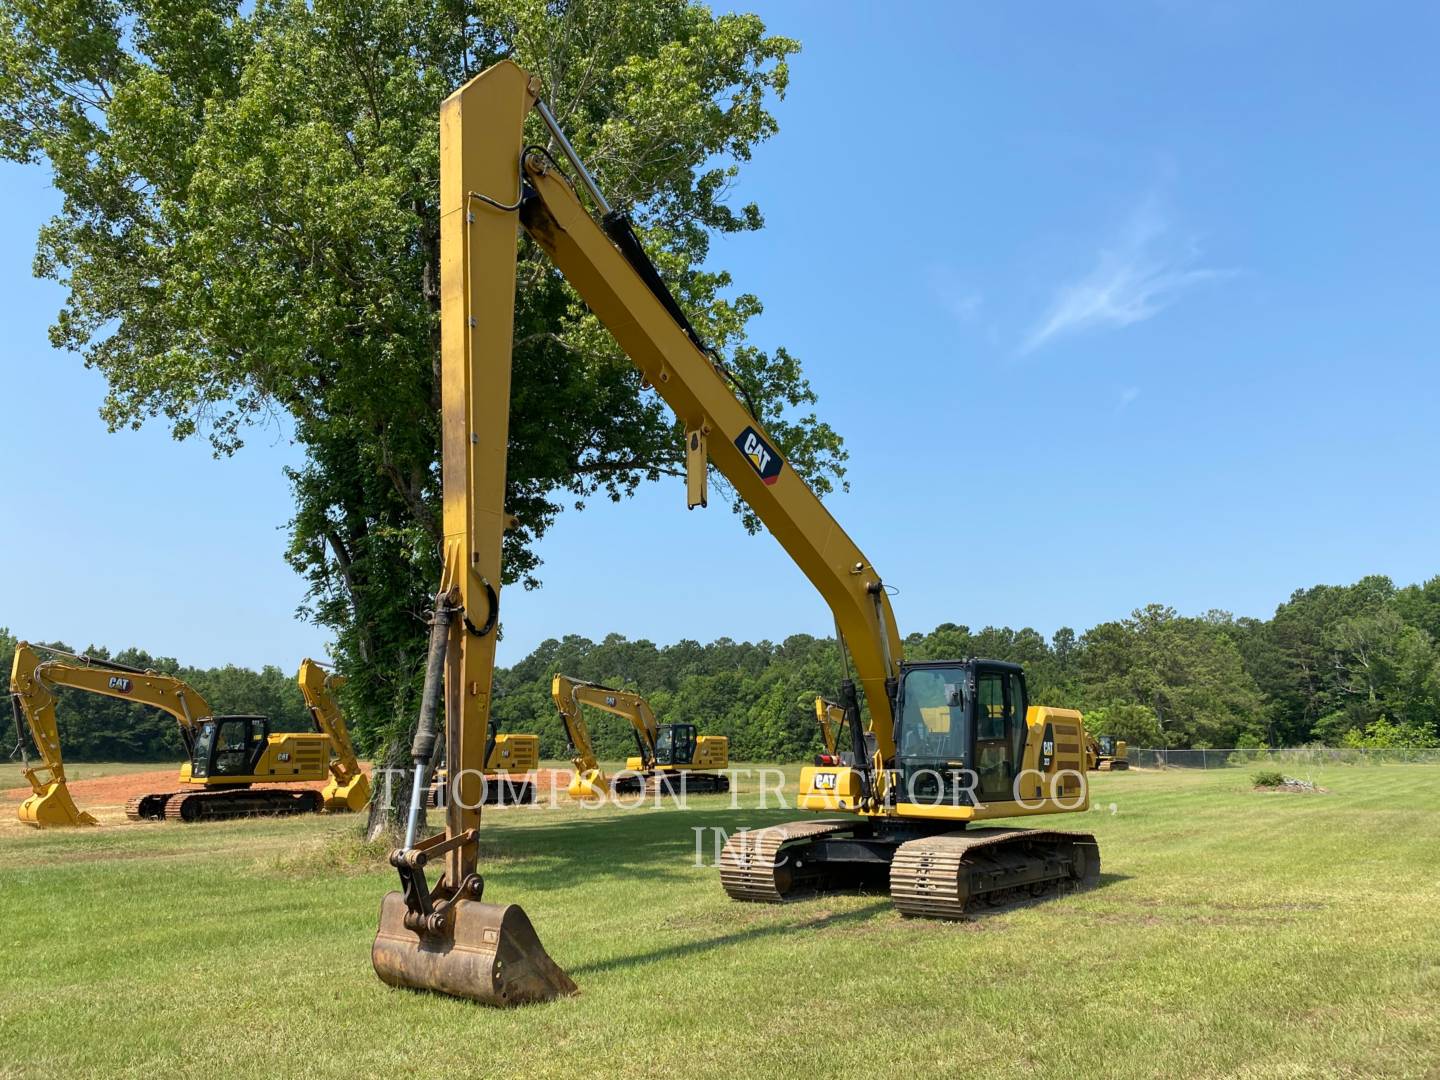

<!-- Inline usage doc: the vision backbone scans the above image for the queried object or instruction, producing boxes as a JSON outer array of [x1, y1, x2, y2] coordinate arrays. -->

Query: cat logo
[[813, 772, 837, 790], [734, 426, 783, 485], [604, 695, 617, 707], [107, 676, 132, 694], [277, 752, 291, 762]]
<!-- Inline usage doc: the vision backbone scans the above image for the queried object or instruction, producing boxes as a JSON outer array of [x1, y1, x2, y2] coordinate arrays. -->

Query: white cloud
[[1116, 386, 1141, 412], [1021, 196, 1232, 354]]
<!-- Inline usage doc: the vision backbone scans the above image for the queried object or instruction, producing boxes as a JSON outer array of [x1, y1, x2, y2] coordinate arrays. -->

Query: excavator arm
[[9, 641, 213, 826], [296, 659, 372, 812], [374, 59, 901, 1005], [516, 149, 902, 764]]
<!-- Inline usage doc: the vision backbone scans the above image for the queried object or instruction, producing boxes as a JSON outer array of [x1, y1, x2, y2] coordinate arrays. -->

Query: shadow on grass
[[483, 807, 805, 891], [568, 899, 892, 977], [481, 809, 1132, 918]]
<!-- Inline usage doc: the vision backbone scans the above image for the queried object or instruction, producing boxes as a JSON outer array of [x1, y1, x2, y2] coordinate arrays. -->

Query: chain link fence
[[1129, 746, 1440, 769]]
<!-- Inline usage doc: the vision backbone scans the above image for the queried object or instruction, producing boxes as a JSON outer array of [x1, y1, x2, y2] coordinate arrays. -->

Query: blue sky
[[2, 2, 1437, 670]]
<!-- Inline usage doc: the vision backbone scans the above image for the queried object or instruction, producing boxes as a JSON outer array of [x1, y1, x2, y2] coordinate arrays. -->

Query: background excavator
[[425, 719, 541, 807], [295, 659, 373, 811], [813, 695, 852, 766], [369, 60, 1100, 1007], [551, 673, 728, 797], [1086, 734, 1130, 771], [9, 641, 367, 824]]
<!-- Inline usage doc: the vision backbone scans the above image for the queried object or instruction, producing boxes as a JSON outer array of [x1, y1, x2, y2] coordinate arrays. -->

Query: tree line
[[7, 572, 1437, 764]]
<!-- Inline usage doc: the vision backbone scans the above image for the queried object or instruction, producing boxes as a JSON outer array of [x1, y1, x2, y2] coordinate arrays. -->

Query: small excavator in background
[[812, 695, 853, 766], [370, 60, 1101, 1007], [296, 659, 372, 811], [551, 674, 729, 797], [425, 719, 541, 807], [1086, 733, 1130, 771], [8, 641, 368, 824]]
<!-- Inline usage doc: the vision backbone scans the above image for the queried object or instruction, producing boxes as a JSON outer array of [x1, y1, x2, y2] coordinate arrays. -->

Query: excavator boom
[[297, 659, 372, 812]]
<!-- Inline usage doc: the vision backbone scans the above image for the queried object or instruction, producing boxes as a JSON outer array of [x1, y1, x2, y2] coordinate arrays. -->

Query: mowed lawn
[[1, 764, 1438, 1079]]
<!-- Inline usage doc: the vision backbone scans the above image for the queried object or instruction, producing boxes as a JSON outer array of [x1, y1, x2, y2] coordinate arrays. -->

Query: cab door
[[972, 667, 1027, 803], [671, 724, 698, 766]]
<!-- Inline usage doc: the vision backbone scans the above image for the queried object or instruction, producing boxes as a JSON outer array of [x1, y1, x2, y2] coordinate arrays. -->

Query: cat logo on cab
[[735, 426, 783, 485]]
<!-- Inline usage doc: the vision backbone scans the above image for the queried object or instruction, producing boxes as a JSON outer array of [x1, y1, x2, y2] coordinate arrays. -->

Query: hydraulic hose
[[403, 598, 453, 850]]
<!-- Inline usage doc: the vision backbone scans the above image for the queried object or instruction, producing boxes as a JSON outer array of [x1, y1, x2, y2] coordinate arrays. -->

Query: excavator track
[[125, 792, 180, 821], [161, 788, 324, 823], [889, 828, 1099, 919], [719, 819, 858, 902], [647, 772, 730, 796]]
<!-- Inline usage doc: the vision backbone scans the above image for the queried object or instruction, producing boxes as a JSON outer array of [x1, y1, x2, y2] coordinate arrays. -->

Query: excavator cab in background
[[653, 722, 695, 766], [1088, 734, 1130, 771]]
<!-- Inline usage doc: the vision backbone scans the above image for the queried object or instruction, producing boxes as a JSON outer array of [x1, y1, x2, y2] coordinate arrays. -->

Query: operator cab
[[1097, 735, 1117, 757], [892, 660, 1028, 806], [190, 716, 270, 779], [654, 723, 697, 767]]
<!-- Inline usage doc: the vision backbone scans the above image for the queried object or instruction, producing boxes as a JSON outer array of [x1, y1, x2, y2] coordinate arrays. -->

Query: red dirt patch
[[2, 765, 572, 815]]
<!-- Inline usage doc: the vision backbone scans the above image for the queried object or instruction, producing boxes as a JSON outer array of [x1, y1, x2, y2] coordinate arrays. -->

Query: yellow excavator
[[296, 659, 373, 811], [1086, 733, 1130, 772], [426, 720, 541, 807], [813, 695, 851, 765], [551, 674, 728, 797], [370, 60, 1099, 1006], [8, 641, 367, 824]]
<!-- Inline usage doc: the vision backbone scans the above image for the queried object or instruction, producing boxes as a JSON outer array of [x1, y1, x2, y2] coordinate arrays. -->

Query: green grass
[[2, 764, 1438, 1079]]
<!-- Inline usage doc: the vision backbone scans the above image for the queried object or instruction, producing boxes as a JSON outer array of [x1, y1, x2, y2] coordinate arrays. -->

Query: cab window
[[974, 670, 1023, 802], [212, 718, 252, 776]]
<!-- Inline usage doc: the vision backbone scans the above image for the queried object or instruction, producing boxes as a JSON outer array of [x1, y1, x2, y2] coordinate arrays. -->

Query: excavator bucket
[[19, 781, 98, 827], [372, 891, 577, 1006], [566, 768, 606, 800], [321, 772, 372, 813]]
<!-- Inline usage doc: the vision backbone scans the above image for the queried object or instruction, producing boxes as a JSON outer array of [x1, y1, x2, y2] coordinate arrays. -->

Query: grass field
[[2, 763, 1438, 1079]]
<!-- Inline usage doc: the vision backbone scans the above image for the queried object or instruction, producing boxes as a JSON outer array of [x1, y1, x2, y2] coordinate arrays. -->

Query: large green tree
[[1, 0, 845, 808]]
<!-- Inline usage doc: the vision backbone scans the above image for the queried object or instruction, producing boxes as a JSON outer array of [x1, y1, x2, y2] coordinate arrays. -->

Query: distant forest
[[6, 573, 1439, 763]]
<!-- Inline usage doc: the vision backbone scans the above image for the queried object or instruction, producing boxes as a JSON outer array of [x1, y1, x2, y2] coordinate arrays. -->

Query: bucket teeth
[[372, 893, 577, 1006]]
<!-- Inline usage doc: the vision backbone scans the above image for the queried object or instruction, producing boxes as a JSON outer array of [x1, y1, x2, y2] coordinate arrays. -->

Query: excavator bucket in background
[[372, 892, 577, 1006], [18, 780, 98, 827], [321, 772, 371, 813], [567, 767, 606, 799]]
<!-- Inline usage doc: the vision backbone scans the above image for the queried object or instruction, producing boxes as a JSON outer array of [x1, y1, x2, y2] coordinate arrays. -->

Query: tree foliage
[[0, 0, 840, 754]]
